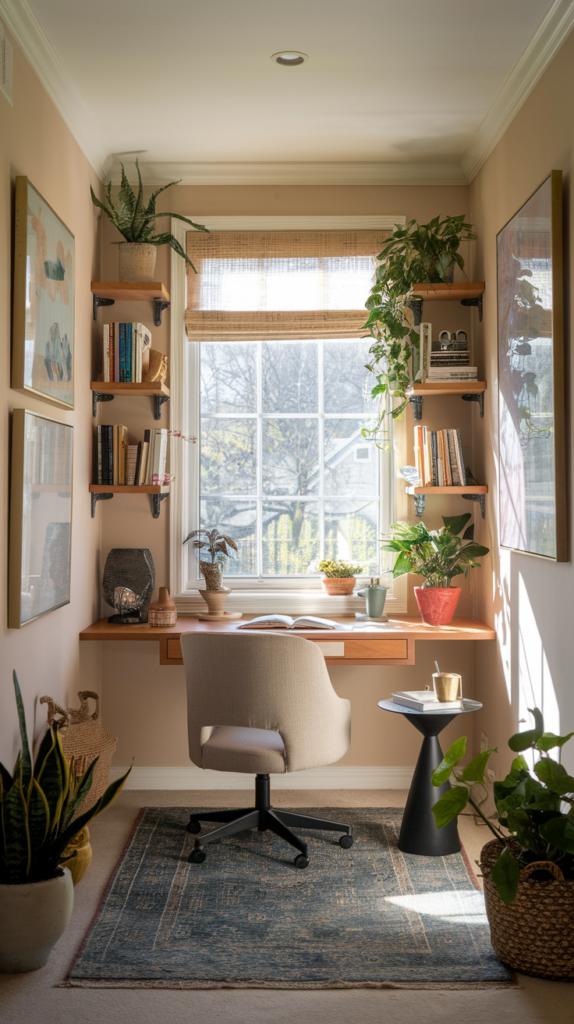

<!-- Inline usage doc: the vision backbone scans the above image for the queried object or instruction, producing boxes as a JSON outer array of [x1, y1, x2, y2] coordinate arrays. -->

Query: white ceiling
[[8, 0, 568, 181]]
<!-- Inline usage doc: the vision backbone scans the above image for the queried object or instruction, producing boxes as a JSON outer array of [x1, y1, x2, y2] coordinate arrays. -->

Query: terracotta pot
[[200, 588, 230, 615], [321, 577, 356, 596], [0, 868, 74, 973], [118, 242, 157, 282], [414, 586, 461, 625]]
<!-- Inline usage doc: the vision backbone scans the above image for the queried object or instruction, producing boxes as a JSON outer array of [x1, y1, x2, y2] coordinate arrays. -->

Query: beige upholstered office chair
[[180, 631, 353, 869]]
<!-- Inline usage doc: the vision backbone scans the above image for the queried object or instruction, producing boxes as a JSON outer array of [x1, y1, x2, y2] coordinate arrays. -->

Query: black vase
[[103, 548, 155, 624]]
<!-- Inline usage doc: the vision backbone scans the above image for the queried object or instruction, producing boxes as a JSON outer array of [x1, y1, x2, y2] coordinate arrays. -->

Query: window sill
[[174, 589, 407, 616]]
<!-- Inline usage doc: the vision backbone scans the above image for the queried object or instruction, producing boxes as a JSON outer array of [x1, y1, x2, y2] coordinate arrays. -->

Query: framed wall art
[[497, 170, 567, 561], [12, 176, 75, 409], [9, 409, 73, 628]]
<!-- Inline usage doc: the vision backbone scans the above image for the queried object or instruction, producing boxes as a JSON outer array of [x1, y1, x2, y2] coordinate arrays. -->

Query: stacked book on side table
[[392, 690, 481, 712]]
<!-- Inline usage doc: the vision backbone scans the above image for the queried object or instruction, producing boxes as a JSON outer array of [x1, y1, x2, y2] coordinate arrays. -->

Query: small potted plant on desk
[[318, 559, 364, 596], [0, 673, 130, 973], [431, 708, 574, 979], [382, 512, 489, 625], [184, 527, 240, 620]]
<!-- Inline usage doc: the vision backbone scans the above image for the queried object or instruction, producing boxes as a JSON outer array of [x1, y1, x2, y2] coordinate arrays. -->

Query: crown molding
[[462, 0, 574, 182], [0, 0, 108, 179], [107, 158, 467, 188]]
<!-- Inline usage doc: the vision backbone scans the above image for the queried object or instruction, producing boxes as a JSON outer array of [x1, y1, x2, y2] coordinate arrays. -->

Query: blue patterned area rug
[[65, 807, 513, 989]]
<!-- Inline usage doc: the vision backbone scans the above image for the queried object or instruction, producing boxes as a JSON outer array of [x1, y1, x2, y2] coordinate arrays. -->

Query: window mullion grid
[[318, 340, 325, 561], [256, 340, 263, 577]]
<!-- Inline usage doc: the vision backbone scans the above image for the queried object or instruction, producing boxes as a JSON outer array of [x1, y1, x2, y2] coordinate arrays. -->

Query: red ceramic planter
[[414, 586, 461, 625]]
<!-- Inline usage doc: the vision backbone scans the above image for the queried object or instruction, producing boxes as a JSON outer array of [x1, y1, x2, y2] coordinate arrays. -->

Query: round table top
[[378, 698, 482, 716]]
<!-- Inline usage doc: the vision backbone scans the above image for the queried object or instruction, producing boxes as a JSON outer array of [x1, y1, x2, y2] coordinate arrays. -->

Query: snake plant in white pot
[[0, 673, 130, 973]]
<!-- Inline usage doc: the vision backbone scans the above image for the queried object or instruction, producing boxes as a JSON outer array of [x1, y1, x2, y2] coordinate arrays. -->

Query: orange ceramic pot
[[321, 577, 356, 596], [414, 586, 461, 625]]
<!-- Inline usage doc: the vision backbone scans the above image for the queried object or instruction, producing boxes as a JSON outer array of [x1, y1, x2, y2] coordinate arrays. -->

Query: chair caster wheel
[[188, 848, 206, 864], [294, 854, 309, 869], [339, 834, 353, 849], [187, 820, 201, 834]]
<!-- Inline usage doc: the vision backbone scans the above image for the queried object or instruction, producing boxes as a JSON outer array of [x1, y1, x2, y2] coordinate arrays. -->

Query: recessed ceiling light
[[271, 51, 308, 67]]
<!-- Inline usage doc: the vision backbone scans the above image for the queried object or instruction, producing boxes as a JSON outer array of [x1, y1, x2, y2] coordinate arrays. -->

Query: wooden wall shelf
[[411, 282, 485, 301], [405, 484, 488, 519], [79, 615, 496, 668], [89, 484, 169, 519], [91, 281, 170, 326], [406, 382, 486, 419], [90, 381, 170, 419]]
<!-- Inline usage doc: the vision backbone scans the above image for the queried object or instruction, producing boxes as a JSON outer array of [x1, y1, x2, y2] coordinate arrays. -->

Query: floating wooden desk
[[79, 616, 495, 667]]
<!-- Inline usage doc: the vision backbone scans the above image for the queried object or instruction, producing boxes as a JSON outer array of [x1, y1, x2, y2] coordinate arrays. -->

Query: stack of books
[[102, 323, 152, 383], [96, 427, 169, 486], [427, 365, 478, 382], [414, 425, 467, 486], [417, 325, 478, 383], [392, 690, 465, 711]]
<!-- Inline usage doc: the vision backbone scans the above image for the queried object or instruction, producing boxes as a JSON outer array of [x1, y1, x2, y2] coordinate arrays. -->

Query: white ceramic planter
[[0, 868, 74, 973]]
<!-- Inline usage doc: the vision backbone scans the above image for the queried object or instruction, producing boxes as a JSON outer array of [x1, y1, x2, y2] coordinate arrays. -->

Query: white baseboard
[[110, 766, 414, 791]]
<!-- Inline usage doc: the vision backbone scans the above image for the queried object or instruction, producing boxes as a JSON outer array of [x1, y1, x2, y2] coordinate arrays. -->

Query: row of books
[[392, 690, 481, 713], [96, 426, 169, 486], [102, 323, 152, 383], [414, 425, 467, 486]]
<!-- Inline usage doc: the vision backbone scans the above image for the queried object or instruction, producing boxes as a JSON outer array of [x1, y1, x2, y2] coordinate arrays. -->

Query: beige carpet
[[0, 790, 571, 1024]]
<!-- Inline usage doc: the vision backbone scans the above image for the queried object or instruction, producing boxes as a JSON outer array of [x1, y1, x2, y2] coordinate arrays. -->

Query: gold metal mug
[[432, 672, 462, 702]]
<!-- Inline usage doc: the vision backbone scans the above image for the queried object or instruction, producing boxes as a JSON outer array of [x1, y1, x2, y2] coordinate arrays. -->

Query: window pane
[[199, 257, 374, 311], [262, 501, 319, 575], [323, 339, 374, 414], [324, 418, 379, 496], [324, 499, 379, 575], [200, 418, 256, 494], [263, 419, 319, 496], [200, 342, 256, 414], [199, 499, 257, 576], [262, 341, 318, 414]]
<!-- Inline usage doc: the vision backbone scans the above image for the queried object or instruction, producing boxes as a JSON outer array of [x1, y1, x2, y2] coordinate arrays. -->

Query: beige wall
[[469, 28, 574, 777], [100, 181, 484, 770], [0, 25, 102, 764]]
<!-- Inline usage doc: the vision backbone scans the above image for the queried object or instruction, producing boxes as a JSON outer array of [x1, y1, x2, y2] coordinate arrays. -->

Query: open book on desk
[[237, 615, 351, 631]]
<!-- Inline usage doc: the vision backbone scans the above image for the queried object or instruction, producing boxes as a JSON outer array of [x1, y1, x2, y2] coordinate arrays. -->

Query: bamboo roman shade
[[185, 230, 390, 341]]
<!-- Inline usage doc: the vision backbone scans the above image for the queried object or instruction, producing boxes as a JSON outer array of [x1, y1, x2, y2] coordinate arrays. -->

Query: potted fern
[[0, 673, 131, 973], [90, 158, 207, 282]]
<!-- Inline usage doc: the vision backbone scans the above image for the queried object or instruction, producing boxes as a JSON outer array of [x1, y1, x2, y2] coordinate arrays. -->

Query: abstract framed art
[[12, 177, 75, 409], [497, 170, 567, 561], [8, 409, 73, 628]]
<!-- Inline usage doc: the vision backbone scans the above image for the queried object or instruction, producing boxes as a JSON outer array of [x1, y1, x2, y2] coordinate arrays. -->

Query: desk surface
[[80, 615, 495, 642]]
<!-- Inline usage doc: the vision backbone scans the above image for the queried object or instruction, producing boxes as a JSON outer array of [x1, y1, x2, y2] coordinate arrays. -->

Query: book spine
[[118, 324, 125, 383], [97, 426, 102, 484], [436, 430, 444, 487], [430, 431, 438, 486], [414, 425, 423, 483], [447, 430, 461, 485], [151, 428, 163, 484], [143, 429, 152, 484], [456, 428, 467, 485], [105, 426, 112, 485], [138, 441, 149, 485], [103, 324, 109, 382], [441, 431, 452, 485], [113, 323, 119, 382]]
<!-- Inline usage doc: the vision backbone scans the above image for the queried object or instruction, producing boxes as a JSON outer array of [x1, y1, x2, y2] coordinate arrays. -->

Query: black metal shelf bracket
[[461, 392, 484, 418], [92, 392, 115, 417], [410, 396, 423, 421], [153, 394, 170, 420], [462, 493, 486, 519], [91, 492, 113, 517], [153, 298, 170, 327], [460, 295, 483, 322], [152, 492, 169, 519], [93, 295, 115, 321]]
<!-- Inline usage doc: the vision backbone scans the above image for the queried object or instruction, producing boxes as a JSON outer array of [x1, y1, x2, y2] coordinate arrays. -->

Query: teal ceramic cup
[[356, 585, 388, 618]]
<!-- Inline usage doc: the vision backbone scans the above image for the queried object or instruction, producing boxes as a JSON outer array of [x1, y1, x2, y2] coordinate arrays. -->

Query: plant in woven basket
[[361, 215, 476, 440], [317, 559, 364, 578], [431, 706, 574, 904], [0, 672, 131, 885], [90, 159, 207, 271], [183, 528, 238, 591]]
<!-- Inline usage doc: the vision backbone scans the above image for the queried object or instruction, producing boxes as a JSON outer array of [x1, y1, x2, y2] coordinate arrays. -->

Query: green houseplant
[[184, 527, 238, 617], [382, 513, 489, 624], [91, 159, 207, 282], [362, 216, 476, 440], [0, 673, 131, 972], [318, 559, 364, 596], [431, 708, 574, 979]]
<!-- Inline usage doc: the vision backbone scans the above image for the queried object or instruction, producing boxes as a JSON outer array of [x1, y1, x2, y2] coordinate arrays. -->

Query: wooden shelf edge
[[91, 281, 170, 301], [405, 485, 488, 494], [89, 484, 170, 494], [90, 381, 170, 397], [406, 382, 486, 396], [411, 282, 485, 301]]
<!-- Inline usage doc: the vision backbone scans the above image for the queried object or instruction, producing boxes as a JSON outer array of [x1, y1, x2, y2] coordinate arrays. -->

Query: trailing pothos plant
[[90, 158, 207, 272], [0, 672, 131, 885], [382, 513, 489, 588], [431, 707, 574, 904], [361, 215, 476, 441]]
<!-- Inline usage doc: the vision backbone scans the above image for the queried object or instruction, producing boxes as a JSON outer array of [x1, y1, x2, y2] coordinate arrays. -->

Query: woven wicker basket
[[480, 839, 574, 979]]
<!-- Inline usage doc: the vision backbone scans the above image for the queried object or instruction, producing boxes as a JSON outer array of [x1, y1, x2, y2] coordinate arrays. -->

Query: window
[[169, 217, 406, 611]]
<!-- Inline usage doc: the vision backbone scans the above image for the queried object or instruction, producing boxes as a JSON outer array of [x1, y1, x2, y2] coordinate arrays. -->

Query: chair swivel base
[[186, 773, 353, 869]]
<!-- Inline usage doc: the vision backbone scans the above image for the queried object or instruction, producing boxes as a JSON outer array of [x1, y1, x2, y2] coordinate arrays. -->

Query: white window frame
[[169, 215, 408, 615]]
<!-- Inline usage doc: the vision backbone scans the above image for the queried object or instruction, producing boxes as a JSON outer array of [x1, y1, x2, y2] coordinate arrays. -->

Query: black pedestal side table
[[378, 698, 482, 857]]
